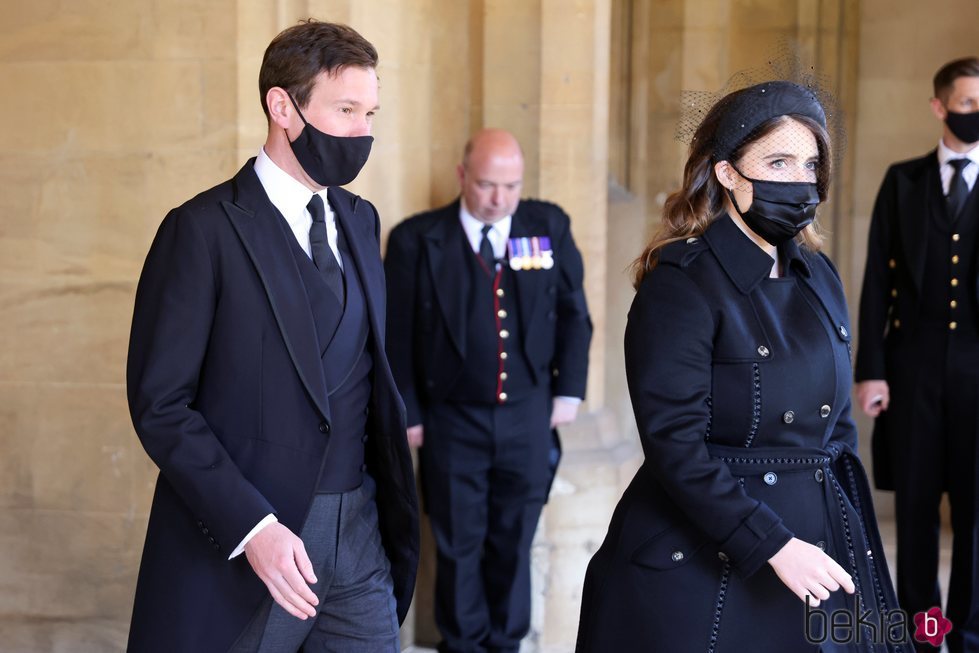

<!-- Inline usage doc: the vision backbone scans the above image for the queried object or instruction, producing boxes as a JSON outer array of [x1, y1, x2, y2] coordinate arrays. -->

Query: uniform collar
[[702, 213, 812, 294]]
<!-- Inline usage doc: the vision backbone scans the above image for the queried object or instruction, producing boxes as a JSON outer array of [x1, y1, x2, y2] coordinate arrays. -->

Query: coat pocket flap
[[630, 521, 709, 571]]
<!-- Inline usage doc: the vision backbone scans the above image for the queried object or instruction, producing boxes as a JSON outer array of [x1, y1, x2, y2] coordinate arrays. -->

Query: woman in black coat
[[576, 82, 910, 652]]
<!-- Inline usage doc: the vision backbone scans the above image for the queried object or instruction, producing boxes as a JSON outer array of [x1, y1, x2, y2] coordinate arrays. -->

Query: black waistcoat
[[286, 213, 372, 492], [446, 238, 537, 404], [919, 182, 979, 340]]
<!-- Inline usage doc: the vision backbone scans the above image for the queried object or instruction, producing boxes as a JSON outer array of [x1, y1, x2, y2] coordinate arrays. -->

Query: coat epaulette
[[658, 237, 709, 269]]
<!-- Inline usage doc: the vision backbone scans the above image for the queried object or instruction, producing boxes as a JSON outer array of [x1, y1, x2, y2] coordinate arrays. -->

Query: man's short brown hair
[[258, 19, 378, 119], [933, 56, 979, 102]]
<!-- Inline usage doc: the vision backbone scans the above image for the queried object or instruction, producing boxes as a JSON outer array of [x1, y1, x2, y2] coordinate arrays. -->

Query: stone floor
[[0, 519, 953, 652]]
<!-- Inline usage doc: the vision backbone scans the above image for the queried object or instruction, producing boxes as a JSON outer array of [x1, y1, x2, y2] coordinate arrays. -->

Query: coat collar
[[702, 213, 812, 294]]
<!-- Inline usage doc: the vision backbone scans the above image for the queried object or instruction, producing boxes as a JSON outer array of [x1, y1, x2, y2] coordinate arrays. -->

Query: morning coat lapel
[[509, 205, 547, 341], [220, 160, 331, 422], [422, 202, 468, 358]]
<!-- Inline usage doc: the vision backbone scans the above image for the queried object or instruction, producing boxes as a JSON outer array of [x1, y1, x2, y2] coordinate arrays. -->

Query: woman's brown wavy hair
[[631, 89, 831, 289]]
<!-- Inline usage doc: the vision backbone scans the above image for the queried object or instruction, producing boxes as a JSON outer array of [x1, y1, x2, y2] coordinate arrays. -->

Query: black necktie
[[307, 194, 345, 304], [947, 158, 971, 220], [479, 224, 496, 271]]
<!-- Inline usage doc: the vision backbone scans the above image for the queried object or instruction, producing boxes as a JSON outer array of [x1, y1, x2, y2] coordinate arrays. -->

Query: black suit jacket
[[126, 161, 418, 653], [384, 199, 592, 426]]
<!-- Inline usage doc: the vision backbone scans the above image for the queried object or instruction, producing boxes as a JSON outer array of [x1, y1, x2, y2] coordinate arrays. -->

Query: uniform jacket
[[855, 150, 979, 489], [383, 199, 592, 425], [126, 161, 419, 653], [577, 215, 904, 652]]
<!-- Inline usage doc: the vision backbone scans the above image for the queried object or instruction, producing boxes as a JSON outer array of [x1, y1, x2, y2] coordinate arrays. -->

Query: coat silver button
[[718, 551, 729, 562], [839, 325, 848, 338], [816, 540, 826, 551], [671, 550, 684, 562], [763, 472, 778, 485], [686, 237, 698, 244], [757, 345, 770, 357], [820, 404, 831, 418], [782, 410, 795, 424], [814, 469, 824, 483]]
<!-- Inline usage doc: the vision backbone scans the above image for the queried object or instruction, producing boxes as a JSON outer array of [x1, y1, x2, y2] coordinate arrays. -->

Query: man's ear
[[929, 96, 948, 122], [266, 87, 294, 130]]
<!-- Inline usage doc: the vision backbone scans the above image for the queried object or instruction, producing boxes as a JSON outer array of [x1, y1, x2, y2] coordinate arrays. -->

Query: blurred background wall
[[1, 0, 976, 650]]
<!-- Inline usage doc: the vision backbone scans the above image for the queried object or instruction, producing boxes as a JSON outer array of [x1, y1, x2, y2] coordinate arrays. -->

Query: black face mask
[[946, 110, 979, 144], [287, 94, 373, 187], [727, 166, 820, 246]]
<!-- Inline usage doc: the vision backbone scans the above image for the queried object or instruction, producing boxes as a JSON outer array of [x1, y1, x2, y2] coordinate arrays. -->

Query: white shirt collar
[[937, 139, 979, 167], [458, 199, 512, 259]]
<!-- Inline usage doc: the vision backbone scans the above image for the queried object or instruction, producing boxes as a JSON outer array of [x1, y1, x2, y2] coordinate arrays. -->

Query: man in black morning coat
[[855, 56, 979, 653], [384, 129, 592, 653], [126, 20, 418, 653]]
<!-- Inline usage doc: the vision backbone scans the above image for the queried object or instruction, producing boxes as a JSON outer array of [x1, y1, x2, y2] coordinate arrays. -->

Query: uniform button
[[888, 258, 897, 269], [361, 434, 368, 443], [950, 321, 958, 330], [891, 288, 898, 298], [951, 278, 959, 287], [319, 422, 330, 434], [838, 325, 848, 338], [500, 372, 508, 381], [953, 233, 961, 242], [686, 237, 698, 244], [951, 300, 958, 309], [496, 288, 505, 297], [360, 464, 367, 472], [500, 351, 508, 360], [814, 469, 824, 483], [763, 472, 778, 486], [499, 392, 508, 402], [497, 309, 508, 319], [782, 410, 795, 424], [671, 550, 685, 562], [893, 319, 901, 329], [718, 551, 729, 562], [816, 540, 826, 551], [952, 255, 960, 264], [820, 404, 831, 418], [757, 345, 770, 357], [500, 329, 510, 339]]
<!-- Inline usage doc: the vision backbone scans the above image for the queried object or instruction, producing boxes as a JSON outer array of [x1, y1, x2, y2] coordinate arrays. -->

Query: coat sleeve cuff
[[718, 503, 794, 578]]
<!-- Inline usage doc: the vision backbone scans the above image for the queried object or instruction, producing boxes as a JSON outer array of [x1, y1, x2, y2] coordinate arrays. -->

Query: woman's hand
[[767, 538, 855, 606]]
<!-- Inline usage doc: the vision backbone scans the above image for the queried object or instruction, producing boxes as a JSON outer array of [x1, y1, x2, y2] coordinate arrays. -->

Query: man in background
[[855, 56, 979, 653], [384, 129, 592, 653]]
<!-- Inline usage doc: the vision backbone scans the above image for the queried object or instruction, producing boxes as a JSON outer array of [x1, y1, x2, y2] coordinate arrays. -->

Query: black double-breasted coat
[[126, 161, 419, 653], [577, 215, 906, 652]]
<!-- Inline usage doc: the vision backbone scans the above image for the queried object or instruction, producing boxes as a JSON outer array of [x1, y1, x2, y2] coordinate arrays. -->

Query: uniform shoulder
[[519, 198, 570, 226]]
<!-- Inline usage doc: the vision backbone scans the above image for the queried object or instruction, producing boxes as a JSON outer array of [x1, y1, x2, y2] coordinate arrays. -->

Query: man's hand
[[855, 380, 890, 418], [550, 398, 579, 428], [244, 522, 319, 620], [406, 424, 424, 448], [768, 537, 855, 607]]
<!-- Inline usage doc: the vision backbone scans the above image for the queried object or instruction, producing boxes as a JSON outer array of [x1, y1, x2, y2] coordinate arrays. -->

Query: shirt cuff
[[554, 396, 582, 405], [229, 513, 278, 560]]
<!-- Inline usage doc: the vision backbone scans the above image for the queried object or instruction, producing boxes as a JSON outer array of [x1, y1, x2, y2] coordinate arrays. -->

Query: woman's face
[[725, 118, 820, 211]]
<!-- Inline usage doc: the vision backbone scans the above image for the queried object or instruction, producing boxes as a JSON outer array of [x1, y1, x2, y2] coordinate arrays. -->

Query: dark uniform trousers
[[893, 188, 979, 653], [231, 211, 398, 653]]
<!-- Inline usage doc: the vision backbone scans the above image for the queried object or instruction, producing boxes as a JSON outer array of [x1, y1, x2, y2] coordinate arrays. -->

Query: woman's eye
[[805, 161, 818, 170], [769, 159, 786, 169]]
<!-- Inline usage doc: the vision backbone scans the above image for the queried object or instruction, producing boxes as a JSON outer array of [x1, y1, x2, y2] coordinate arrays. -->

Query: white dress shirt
[[253, 147, 343, 269], [937, 139, 979, 195]]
